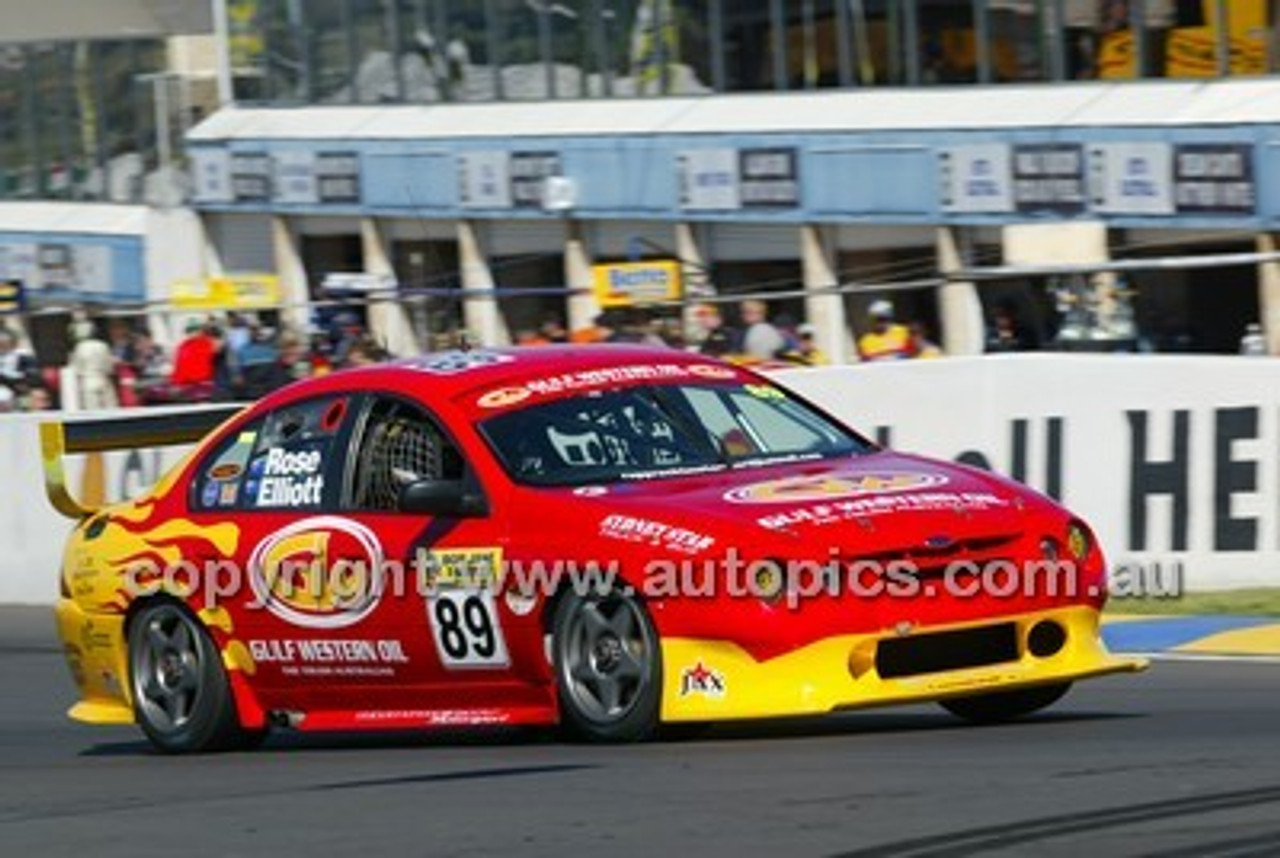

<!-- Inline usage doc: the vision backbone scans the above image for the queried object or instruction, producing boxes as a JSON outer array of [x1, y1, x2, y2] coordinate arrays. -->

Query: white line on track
[[1118, 651, 1280, 664]]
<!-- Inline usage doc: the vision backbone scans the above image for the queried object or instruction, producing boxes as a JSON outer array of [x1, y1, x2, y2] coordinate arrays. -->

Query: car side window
[[244, 396, 352, 511], [726, 390, 827, 451], [346, 397, 465, 512], [191, 395, 353, 512], [191, 419, 264, 511], [680, 386, 833, 456]]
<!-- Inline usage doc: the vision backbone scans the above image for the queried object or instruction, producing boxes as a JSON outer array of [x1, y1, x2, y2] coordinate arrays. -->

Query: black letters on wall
[[1128, 410, 1190, 551], [1214, 406, 1258, 551]]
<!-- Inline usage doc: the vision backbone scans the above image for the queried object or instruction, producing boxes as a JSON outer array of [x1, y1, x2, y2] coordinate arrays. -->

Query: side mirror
[[397, 479, 488, 517]]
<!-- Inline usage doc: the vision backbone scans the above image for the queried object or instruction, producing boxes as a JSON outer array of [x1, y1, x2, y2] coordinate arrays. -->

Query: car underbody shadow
[[78, 708, 1143, 756]]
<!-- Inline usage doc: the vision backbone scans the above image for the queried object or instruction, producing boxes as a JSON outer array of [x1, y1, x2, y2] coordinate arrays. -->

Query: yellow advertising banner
[[170, 274, 281, 310], [591, 261, 682, 308], [1165, 27, 1266, 77], [1100, 1, 1269, 79], [1100, 28, 1266, 78]]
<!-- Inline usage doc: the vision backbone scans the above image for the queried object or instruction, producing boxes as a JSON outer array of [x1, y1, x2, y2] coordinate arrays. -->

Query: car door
[[332, 393, 550, 720]]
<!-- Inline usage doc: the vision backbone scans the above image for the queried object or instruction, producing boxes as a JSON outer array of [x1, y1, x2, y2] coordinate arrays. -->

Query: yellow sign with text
[[591, 261, 682, 308], [170, 274, 281, 310]]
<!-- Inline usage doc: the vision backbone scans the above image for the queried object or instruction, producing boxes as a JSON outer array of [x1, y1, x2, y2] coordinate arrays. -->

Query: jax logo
[[724, 471, 949, 504], [248, 517, 385, 629], [679, 661, 726, 697]]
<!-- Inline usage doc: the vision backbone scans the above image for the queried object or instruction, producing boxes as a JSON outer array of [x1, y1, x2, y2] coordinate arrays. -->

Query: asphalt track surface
[[3, 607, 1280, 857]]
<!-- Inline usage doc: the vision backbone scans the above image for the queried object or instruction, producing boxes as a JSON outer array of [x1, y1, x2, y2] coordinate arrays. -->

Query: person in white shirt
[[739, 300, 787, 360], [68, 319, 119, 410]]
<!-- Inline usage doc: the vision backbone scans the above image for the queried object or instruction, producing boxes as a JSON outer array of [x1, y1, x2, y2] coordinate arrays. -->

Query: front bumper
[[55, 598, 134, 725], [659, 604, 1145, 721]]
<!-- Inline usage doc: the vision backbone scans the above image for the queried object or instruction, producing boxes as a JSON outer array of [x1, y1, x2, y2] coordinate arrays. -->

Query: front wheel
[[940, 682, 1072, 724], [552, 591, 661, 742], [128, 601, 260, 753]]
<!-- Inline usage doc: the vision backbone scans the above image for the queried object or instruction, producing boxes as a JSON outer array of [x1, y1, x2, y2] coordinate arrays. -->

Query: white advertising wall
[[2, 355, 1279, 604], [1, 412, 66, 604], [783, 355, 1280, 592], [0, 412, 192, 605]]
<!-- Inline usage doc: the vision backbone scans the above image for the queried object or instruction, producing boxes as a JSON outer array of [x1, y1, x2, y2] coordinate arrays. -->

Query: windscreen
[[480, 382, 870, 486]]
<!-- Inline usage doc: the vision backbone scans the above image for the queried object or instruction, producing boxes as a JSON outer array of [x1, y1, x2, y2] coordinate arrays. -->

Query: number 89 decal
[[423, 547, 510, 669], [427, 589, 510, 669]]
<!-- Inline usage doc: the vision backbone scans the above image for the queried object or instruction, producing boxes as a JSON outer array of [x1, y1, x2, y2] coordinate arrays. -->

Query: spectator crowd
[[0, 311, 388, 413], [0, 293, 1075, 414], [502, 297, 959, 365]]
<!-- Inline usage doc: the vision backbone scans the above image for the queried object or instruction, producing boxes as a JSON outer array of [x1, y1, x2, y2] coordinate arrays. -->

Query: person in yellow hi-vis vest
[[857, 300, 915, 361], [909, 322, 945, 359]]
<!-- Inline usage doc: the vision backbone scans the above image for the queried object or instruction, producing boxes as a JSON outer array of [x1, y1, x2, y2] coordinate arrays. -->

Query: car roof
[[254, 345, 754, 413]]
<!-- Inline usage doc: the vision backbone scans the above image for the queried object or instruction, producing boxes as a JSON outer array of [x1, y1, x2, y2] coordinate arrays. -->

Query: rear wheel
[[128, 601, 259, 753], [553, 591, 661, 742], [940, 682, 1072, 724]]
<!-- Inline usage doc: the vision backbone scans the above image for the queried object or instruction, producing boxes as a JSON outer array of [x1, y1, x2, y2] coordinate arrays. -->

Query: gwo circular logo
[[724, 471, 949, 504], [248, 517, 385, 629], [687, 363, 738, 380], [477, 386, 532, 409]]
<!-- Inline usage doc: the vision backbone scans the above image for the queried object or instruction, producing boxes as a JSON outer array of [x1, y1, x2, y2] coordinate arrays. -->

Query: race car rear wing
[[41, 405, 244, 519]]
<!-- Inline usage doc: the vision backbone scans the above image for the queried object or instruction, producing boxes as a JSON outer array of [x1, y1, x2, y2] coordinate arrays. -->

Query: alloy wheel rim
[[560, 597, 653, 723], [133, 607, 202, 733]]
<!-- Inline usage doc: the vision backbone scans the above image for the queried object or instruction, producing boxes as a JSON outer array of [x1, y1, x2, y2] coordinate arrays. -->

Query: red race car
[[45, 346, 1143, 752]]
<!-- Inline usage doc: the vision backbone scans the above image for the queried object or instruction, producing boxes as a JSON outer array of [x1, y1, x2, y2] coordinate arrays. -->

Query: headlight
[[1066, 522, 1091, 560]]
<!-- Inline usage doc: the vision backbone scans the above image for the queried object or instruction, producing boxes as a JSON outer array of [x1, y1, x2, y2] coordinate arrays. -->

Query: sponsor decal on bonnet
[[756, 491, 1009, 530], [724, 471, 949, 504]]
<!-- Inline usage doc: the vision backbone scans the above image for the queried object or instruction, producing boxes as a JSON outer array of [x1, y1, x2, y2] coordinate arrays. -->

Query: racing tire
[[128, 601, 259, 753], [552, 590, 661, 742], [939, 682, 1072, 725]]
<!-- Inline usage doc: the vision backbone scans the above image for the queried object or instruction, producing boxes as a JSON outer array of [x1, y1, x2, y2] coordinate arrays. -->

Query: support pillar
[[800, 224, 852, 364], [197, 212, 225, 278], [676, 222, 712, 334], [457, 220, 508, 348], [270, 215, 311, 334], [935, 226, 986, 355], [564, 220, 599, 334], [1257, 233, 1280, 355], [359, 217, 419, 357]]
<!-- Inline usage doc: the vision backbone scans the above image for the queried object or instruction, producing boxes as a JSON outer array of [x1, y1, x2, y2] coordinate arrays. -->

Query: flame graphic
[[69, 504, 241, 614]]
